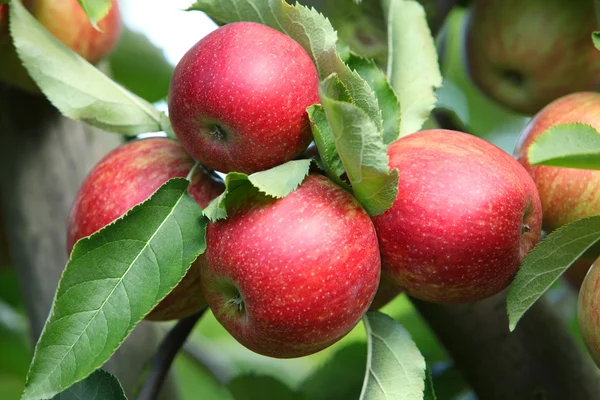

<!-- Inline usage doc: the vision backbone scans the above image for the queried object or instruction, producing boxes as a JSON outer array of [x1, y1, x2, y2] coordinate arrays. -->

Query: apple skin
[[0, 0, 121, 91], [200, 174, 381, 358], [67, 138, 224, 321], [372, 129, 542, 303], [514, 92, 600, 233], [577, 255, 600, 367], [168, 22, 320, 174], [465, 0, 600, 115]]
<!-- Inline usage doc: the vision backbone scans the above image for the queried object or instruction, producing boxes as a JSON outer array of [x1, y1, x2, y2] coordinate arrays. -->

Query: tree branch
[[413, 291, 600, 399], [138, 310, 206, 400]]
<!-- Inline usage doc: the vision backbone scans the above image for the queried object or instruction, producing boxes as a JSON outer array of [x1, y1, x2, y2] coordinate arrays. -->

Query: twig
[[137, 310, 205, 400], [431, 0, 461, 36]]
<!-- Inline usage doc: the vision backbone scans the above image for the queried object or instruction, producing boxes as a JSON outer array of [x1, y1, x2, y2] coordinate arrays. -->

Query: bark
[[413, 291, 600, 399], [0, 84, 175, 398]]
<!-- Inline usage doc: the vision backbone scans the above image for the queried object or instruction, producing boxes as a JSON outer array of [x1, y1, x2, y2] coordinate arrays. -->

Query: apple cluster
[[64, 21, 559, 359]]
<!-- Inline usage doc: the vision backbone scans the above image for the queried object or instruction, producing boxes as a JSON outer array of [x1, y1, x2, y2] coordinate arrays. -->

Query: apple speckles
[[201, 174, 380, 358], [373, 129, 542, 303], [168, 22, 320, 174]]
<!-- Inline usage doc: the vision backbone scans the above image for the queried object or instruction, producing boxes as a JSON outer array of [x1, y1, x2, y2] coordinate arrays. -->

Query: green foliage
[[301, 342, 367, 400], [382, 0, 442, 137], [507, 216, 600, 331], [346, 54, 401, 144], [52, 370, 126, 400], [360, 312, 429, 399], [76, 0, 112, 29], [203, 160, 312, 221], [22, 179, 207, 400], [228, 375, 304, 400], [307, 105, 347, 188], [174, 353, 234, 400], [593, 31, 600, 50], [9, 0, 164, 135], [108, 28, 174, 104], [319, 74, 399, 216], [528, 123, 600, 170], [423, 367, 436, 400]]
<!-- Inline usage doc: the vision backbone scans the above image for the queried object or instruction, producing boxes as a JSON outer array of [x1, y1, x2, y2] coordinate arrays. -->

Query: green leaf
[[52, 369, 126, 400], [10, 0, 162, 135], [76, 0, 112, 30], [383, 0, 442, 137], [22, 178, 207, 400], [301, 342, 366, 400], [527, 122, 600, 170], [360, 312, 427, 400], [188, 0, 383, 135], [346, 54, 400, 144], [320, 74, 398, 216], [307, 105, 347, 187], [203, 160, 312, 221], [507, 216, 600, 331], [593, 31, 600, 50], [423, 367, 437, 400], [228, 375, 303, 400], [108, 27, 174, 104]]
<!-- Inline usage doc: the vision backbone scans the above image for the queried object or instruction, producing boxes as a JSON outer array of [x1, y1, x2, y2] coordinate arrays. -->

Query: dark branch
[[138, 310, 206, 400], [431, 0, 461, 36]]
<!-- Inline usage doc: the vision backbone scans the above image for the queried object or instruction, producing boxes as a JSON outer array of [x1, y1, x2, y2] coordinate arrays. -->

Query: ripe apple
[[372, 129, 542, 303], [200, 174, 380, 358], [577, 255, 600, 367], [515, 92, 600, 232], [465, 0, 600, 115], [168, 21, 320, 174], [0, 0, 121, 91], [67, 138, 224, 321]]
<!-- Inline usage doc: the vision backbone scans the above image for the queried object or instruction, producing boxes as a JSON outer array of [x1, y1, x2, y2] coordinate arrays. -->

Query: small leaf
[[108, 27, 174, 104], [507, 216, 600, 331], [360, 311, 427, 400], [320, 74, 398, 216], [383, 0, 442, 137], [593, 31, 600, 50], [10, 0, 163, 135], [228, 375, 303, 400], [307, 105, 347, 187], [203, 160, 312, 221], [346, 54, 400, 144], [188, 0, 383, 135], [22, 179, 207, 400], [52, 369, 126, 400], [76, 0, 112, 30], [247, 159, 312, 198], [527, 122, 600, 170]]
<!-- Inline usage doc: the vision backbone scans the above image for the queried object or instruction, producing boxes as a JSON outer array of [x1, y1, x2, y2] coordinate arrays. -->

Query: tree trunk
[[0, 84, 175, 399], [413, 291, 600, 399]]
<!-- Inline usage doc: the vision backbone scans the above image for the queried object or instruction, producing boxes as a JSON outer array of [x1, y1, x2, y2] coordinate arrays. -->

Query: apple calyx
[[500, 68, 525, 88], [225, 293, 245, 314], [205, 122, 229, 142]]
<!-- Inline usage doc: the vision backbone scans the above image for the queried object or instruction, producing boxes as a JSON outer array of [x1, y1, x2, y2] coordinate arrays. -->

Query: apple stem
[[137, 310, 205, 400], [521, 224, 531, 234]]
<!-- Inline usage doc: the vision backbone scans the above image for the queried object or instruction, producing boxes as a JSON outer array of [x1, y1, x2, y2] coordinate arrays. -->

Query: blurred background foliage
[[0, 1, 583, 399]]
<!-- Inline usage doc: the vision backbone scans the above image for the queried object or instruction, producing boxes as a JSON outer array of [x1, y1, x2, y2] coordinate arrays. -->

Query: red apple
[[67, 138, 224, 321], [200, 174, 380, 358], [465, 0, 600, 115], [0, 0, 121, 91], [372, 129, 542, 303], [168, 21, 320, 174], [515, 92, 600, 232], [577, 255, 600, 367]]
